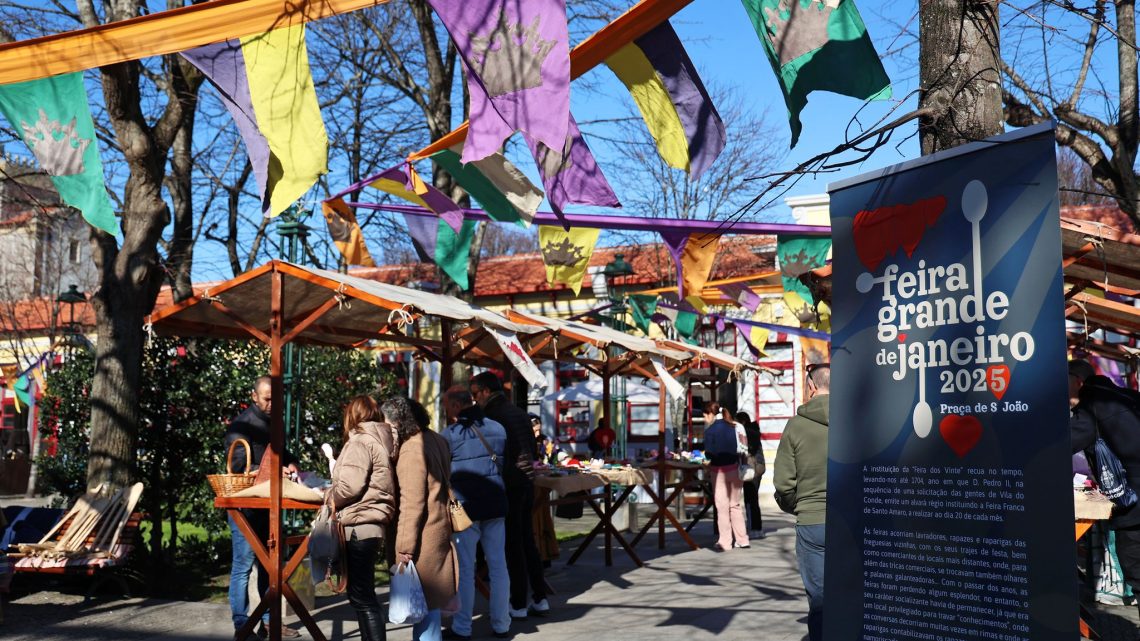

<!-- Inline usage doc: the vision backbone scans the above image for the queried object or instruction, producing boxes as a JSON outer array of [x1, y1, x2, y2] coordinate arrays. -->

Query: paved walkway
[[4, 507, 1138, 640]]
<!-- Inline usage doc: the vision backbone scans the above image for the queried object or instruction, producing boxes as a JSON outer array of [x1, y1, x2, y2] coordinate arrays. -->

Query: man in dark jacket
[[442, 387, 510, 639], [1069, 359, 1140, 611], [470, 371, 549, 618], [224, 376, 300, 639], [774, 364, 830, 641]]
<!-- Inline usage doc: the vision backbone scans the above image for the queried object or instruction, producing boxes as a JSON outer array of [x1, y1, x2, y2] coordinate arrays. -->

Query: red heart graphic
[[987, 364, 1010, 400], [898, 333, 907, 342], [940, 415, 982, 458], [852, 196, 948, 271]]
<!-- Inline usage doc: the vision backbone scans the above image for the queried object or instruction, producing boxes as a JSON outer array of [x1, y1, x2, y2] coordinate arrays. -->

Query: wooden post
[[440, 319, 454, 420], [267, 267, 285, 641], [658, 384, 667, 550]]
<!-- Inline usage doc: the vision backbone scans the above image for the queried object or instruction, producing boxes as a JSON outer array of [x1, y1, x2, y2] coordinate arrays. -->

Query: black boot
[[356, 610, 386, 641]]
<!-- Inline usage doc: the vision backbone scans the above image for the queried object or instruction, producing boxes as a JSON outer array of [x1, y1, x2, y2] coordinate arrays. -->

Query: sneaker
[[751, 530, 767, 540], [509, 607, 529, 619], [530, 598, 550, 616], [442, 629, 472, 641], [257, 624, 302, 639], [733, 542, 751, 549], [492, 631, 512, 639]]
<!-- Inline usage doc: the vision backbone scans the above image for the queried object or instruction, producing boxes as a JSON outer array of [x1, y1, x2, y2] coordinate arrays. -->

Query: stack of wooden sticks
[[13, 482, 143, 560]]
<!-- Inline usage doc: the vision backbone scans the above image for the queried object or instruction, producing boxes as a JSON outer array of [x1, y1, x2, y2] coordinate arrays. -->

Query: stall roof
[[1061, 217, 1140, 294], [145, 261, 541, 366]]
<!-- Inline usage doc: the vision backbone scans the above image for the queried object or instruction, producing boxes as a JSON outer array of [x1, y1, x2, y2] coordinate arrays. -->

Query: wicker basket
[[207, 438, 257, 497]]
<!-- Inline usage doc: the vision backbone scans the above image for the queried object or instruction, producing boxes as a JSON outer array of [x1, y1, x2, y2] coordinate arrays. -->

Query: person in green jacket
[[774, 363, 829, 641]]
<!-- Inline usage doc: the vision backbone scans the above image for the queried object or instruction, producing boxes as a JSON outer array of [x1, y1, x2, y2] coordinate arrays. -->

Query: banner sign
[[825, 123, 1075, 641]]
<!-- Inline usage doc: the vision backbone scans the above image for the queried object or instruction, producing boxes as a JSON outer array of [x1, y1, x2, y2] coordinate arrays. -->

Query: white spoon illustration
[[913, 361, 932, 437]]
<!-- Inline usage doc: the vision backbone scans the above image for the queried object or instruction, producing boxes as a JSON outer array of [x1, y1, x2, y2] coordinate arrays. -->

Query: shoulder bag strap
[[467, 420, 500, 465]]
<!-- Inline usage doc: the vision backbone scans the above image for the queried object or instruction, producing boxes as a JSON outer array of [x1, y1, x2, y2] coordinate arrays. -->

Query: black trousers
[[345, 533, 386, 641], [505, 484, 546, 609], [743, 480, 763, 530]]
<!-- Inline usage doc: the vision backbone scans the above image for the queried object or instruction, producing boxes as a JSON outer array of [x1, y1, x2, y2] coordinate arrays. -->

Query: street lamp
[[56, 284, 86, 352], [600, 255, 635, 460], [601, 254, 635, 304]]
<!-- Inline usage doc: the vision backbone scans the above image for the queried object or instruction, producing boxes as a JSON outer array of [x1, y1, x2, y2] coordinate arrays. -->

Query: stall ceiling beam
[[347, 200, 831, 237], [0, 0, 386, 85]]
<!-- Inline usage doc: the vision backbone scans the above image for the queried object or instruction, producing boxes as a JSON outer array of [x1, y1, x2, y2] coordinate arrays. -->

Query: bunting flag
[[717, 282, 762, 312], [661, 231, 721, 300], [427, 0, 571, 164], [606, 21, 725, 179], [487, 327, 547, 389], [404, 214, 476, 291], [429, 143, 544, 226], [651, 356, 686, 401], [524, 115, 620, 223], [0, 73, 117, 234], [741, 0, 891, 147], [628, 294, 660, 336], [538, 225, 600, 295], [182, 25, 327, 216], [1, 365, 21, 412], [370, 166, 464, 232], [777, 234, 831, 327], [321, 198, 374, 267], [653, 294, 699, 338], [737, 324, 766, 358]]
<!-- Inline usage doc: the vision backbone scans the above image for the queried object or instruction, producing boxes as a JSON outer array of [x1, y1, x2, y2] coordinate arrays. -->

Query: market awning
[[1061, 217, 1140, 294]]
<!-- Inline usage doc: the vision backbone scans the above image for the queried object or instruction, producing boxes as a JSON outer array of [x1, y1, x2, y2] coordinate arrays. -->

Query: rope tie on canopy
[[142, 322, 154, 346], [1084, 223, 1108, 288], [1071, 298, 1089, 344], [200, 288, 222, 304], [334, 283, 352, 310], [387, 305, 416, 329]]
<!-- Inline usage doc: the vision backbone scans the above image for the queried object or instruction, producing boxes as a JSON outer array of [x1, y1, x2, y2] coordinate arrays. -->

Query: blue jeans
[[412, 608, 441, 641], [795, 524, 825, 641], [228, 513, 270, 630], [453, 518, 510, 635]]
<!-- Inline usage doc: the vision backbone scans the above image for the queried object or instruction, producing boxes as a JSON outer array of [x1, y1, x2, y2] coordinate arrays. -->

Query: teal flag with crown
[[741, 0, 891, 147], [0, 73, 117, 234]]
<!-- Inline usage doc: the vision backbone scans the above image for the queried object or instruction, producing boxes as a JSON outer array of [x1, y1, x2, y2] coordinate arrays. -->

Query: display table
[[1075, 489, 1113, 640], [629, 460, 710, 551], [215, 496, 324, 641], [535, 467, 652, 567]]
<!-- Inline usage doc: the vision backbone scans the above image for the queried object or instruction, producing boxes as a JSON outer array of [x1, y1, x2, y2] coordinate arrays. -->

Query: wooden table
[[535, 467, 652, 567], [215, 496, 324, 641], [1075, 489, 1113, 640], [629, 460, 710, 552]]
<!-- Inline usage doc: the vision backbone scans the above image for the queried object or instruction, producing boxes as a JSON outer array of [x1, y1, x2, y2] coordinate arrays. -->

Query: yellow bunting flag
[[539, 226, 601, 295], [241, 24, 327, 216]]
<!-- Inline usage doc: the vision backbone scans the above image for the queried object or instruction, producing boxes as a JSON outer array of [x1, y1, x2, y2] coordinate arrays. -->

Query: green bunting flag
[[741, 0, 891, 147], [0, 72, 117, 234], [404, 213, 476, 291], [430, 144, 544, 227], [777, 234, 831, 324], [628, 294, 660, 336]]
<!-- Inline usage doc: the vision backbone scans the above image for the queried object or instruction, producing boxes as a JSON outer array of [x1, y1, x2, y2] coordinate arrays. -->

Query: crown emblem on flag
[[469, 13, 556, 98], [20, 110, 89, 177], [763, 0, 837, 66], [542, 237, 585, 266], [780, 248, 817, 278]]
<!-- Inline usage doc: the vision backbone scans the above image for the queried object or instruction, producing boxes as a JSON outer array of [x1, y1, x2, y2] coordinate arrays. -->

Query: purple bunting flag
[[717, 282, 762, 312], [181, 41, 272, 214], [428, 0, 571, 164], [370, 166, 465, 233], [524, 115, 620, 224]]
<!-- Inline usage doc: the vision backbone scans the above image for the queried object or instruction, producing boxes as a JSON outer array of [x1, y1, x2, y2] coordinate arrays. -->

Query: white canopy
[[544, 378, 661, 403]]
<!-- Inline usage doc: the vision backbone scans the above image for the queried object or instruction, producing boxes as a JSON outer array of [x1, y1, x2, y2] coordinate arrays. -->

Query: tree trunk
[[164, 57, 202, 302], [918, 0, 1004, 154]]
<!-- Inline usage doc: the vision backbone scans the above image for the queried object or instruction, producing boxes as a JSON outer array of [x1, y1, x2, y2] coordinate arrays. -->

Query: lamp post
[[601, 255, 635, 460], [277, 206, 311, 455], [56, 284, 86, 354]]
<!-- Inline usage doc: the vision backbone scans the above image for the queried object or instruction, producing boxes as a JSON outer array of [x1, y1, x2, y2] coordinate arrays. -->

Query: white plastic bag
[[388, 560, 428, 625]]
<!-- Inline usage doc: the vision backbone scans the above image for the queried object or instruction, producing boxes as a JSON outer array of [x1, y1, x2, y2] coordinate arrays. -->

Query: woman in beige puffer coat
[[329, 395, 396, 641]]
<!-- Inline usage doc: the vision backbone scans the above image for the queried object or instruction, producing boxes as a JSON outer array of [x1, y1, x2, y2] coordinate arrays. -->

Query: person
[[774, 363, 830, 641], [381, 396, 457, 641], [469, 371, 549, 618], [702, 401, 749, 551], [1069, 358, 1140, 619], [586, 418, 616, 459], [440, 387, 511, 640], [224, 376, 301, 640], [736, 410, 765, 539], [328, 395, 396, 641]]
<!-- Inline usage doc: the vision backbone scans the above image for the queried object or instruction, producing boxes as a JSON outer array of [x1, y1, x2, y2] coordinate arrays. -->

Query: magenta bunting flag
[[428, 0, 571, 164], [369, 166, 465, 232], [524, 115, 620, 224], [717, 282, 762, 312], [181, 40, 272, 214]]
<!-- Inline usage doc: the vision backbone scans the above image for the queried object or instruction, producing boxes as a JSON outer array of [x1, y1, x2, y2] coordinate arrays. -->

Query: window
[[68, 239, 80, 264]]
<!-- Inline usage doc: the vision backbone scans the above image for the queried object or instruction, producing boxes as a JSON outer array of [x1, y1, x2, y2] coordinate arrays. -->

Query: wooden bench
[[8, 483, 145, 601]]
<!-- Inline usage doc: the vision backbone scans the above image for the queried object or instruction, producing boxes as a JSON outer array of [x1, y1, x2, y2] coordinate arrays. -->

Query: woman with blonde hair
[[380, 396, 457, 641], [328, 395, 396, 641]]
